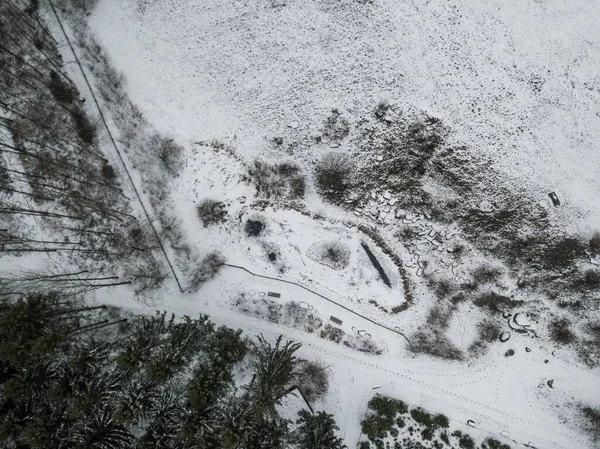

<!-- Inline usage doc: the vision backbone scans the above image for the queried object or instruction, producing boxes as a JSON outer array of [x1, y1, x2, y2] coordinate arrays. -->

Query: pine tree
[[246, 335, 301, 418], [295, 409, 346, 449]]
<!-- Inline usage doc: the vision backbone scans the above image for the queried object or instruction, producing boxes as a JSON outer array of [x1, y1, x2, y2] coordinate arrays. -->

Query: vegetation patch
[[247, 160, 306, 200], [473, 292, 523, 314], [196, 199, 227, 226], [307, 240, 351, 271]]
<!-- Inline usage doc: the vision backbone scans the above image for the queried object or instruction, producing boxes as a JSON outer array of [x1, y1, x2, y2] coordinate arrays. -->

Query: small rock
[[237, 196, 247, 204], [525, 347, 531, 352], [377, 155, 384, 162], [289, 121, 299, 129], [383, 191, 392, 200], [499, 332, 510, 342], [330, 142, 340, 148], [389, 198, 398, 206], [479, 200, 494, 212]]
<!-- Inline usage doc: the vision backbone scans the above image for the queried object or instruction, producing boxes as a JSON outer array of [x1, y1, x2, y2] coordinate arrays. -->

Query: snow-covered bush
[[584, 269, 600, 288], [188, 252, 225, 292], [247, 160, 306, 199], [306, 240, 351, 270], [147, 134, 185, 177], [315, 151, 354, 193], [294, 359, 329, 403], [590, 232, 600, 254], [196, 199, 227, 227], [322, 108, 350, 141], [548, 317, 576, 345]]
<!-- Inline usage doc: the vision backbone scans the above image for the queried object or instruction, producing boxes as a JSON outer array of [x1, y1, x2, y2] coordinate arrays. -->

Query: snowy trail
[[98, 266, 594, 449]]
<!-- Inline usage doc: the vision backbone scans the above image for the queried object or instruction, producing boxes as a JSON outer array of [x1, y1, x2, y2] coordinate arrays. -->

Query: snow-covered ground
[[35, 0, 600, 447]]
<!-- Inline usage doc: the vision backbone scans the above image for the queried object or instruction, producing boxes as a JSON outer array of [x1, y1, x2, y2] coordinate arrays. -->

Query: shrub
[[472, 265, 503, 286], [359, 442, 371, 449], [101, 163, 116, 180], [307, 240, 351, 271], [582, 406, 600, 442], [48, 71, 78, 103], [196, 199, 227, 226], [590, 232, 600, 254], [319, 324, 344, 343], [361, 414, 394, 441], [188, 252, 225, 292], [148, 134, 184, 177], [315, 152, 354, 192], [421, 428, 434, 441], [374, 100, 390, 120], [473, 292, 523, 313], [477, 320, 501, 342], [433, 413, 449, 429], [485, 438, 511, 449], [585, 269, 600, 288], [245, 219, 266, 237], [294, 359, 329, 403], [410, 408, 434, 428], [542, 237, 584, 269], [322, 109, 350, 141], [549, 318, 576, 344], [396, 417, 405, 428], [71, 109, 96, 144], [505, 349, 515, 357], [458, 434, 475, 449], [369, 396, 408, 417], [409, 330, 464, 361], [440, 432, 449, 444], [248, 161, 306, 199]]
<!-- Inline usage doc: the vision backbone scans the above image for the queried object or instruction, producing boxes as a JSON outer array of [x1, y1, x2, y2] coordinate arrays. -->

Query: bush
[[294, 359, 329, 403], [322, 109, 350, 141], [248, 161, 306, 200], [245, 219, 266, 237], [458, 434, 475, 449], [307, 240, 351, 271], [359, 442, 371, 449], [188, 252, 225, 292], [440, 432, 449, 444], [582, 406, 600, 442], [542, 237, 584, 269], [477, 320, 501, 342], [369, 396, 408, 417], [421, 428, 434, 441], [48, 71, 78, 103], [410, 408, 435, 428], [485, 438, 511, 449], [101, 163, 116, 180], [71, 108, 96, 144], [196, 199, 227, 226], [433, 413, 449, 429], [473, 292, 523, 313], [361, 414, 394, 441], [147, 134, 184, 177], [590, 232, 600, 254], [549, 318, 576, 345], [585, 269, 600, 288], [315, 152, 354, 193], [409, 330, 464, 361], [472, 265, 503, 286]]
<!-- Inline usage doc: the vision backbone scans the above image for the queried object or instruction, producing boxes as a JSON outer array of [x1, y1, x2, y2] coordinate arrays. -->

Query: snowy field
[[52, 0, 600, 447]]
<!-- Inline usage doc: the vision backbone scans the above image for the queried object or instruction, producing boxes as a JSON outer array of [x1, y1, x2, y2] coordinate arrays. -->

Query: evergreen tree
[[246, 335, 301, 418], [295, 409, 346, 449]]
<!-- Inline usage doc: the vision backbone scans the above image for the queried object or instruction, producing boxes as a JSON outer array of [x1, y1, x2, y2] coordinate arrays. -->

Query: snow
[[24, 0, 600, 447]]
